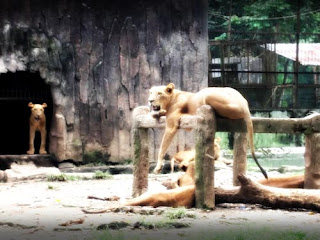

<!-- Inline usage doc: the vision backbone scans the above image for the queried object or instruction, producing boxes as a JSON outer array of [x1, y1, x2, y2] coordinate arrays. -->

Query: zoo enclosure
[[209, 31, 320, 115], [132, 106, 320, 209]]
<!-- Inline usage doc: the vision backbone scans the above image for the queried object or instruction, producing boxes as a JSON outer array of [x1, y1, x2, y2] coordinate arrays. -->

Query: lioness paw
[[151, 109, 166, 118], [27, 150, 34, 155], [153, 165, 163, 174], [40, 149, 47, 155]]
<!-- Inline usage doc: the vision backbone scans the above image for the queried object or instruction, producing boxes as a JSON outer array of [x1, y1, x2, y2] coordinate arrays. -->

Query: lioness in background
[[170, 137, 222, 173], [149, 83, 268, 179], [173, 162, 304, 189], [26, 102, 47, 155]]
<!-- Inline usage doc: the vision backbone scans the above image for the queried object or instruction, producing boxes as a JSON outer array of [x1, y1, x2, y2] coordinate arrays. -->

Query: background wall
[[0, 0, 208, 163]]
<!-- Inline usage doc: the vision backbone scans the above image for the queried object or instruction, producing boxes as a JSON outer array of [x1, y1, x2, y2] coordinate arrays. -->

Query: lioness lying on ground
[[170, 137, 222, 173], [26, 102, 47, 155], [125, 162, 304, 208], [83, 164, 304, 213], [172, 162, 305, 189], [149, 83, 267, 179]]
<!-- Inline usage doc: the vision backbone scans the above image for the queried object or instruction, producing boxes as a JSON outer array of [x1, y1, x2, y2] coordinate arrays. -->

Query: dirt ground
[[1, 166, 320, 240]]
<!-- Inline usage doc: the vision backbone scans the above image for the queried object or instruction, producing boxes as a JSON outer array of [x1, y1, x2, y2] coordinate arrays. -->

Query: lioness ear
[[42, 103, 47, 108], [165, 83, 175, 94], [28, 102, 34, 108]]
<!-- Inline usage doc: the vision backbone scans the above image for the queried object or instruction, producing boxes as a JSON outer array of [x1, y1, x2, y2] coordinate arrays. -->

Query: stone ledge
[[0, 154, 57, 170]]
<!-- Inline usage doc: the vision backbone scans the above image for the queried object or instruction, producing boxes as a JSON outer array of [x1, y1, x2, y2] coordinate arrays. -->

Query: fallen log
[[215, 174, 320, 212]]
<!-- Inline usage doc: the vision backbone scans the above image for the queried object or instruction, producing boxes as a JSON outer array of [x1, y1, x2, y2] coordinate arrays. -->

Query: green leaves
[[209, 0, 320, 41]]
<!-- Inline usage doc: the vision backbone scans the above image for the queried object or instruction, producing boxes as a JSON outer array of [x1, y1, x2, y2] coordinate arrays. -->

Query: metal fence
[[208, 31, 320, 115]]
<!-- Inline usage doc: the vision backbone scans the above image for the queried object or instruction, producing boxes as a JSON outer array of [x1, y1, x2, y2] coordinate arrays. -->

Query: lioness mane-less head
[[28, 102, 47, 121], [148, 83, 175, 113]]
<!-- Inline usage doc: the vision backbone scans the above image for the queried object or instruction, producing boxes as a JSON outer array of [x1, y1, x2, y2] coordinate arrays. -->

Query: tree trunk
[[215, 174, 320, 212], [232, 132, 247, 186]]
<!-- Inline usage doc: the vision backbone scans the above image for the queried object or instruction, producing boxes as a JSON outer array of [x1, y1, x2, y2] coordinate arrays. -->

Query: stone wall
[[0, 0, 208, 162]]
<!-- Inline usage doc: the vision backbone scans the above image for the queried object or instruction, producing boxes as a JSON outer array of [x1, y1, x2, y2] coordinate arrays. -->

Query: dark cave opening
[[0, 71, 53, 155]]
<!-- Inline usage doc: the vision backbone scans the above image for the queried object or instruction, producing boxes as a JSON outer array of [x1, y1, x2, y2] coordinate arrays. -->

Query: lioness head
[[28, 102, 47, 121], [148, 83, 175, 115]]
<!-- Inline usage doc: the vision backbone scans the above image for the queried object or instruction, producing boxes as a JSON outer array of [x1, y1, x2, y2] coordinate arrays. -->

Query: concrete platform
[[0, 154, 57, 170]]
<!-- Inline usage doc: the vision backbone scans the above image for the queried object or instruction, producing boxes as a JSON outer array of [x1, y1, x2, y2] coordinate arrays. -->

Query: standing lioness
[[149, 83, 267, 179], [26, 102, 47, 155]]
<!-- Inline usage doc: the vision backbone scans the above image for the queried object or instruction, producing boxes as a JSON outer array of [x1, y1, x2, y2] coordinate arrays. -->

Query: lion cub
[[170, 137, 222, 173], [26, 102, 47, 155]]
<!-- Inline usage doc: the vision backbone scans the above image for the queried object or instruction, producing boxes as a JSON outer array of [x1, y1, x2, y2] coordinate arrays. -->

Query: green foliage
[[165, 207, 196, 220], [136, 218, 191, 230], [47, 174, 73, 182], [198, 228, 314, 240], [92, 230, 125, 240], [123, 158, 132, 164], [83, 150, 109, 165], [90, 228, 317, 240], [92, 170, 112, 180], [216, 131, 303, 149], [46, 172, 112, 182], [47, 184, 58, 190], [209, 0, 320, 42]]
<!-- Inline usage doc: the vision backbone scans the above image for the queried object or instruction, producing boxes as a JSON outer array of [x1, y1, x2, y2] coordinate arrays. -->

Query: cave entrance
[[0, 71, 53, 155]]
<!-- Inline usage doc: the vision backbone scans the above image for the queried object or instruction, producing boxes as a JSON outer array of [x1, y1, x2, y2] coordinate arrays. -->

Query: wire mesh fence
[[209, 31, 320, 112]]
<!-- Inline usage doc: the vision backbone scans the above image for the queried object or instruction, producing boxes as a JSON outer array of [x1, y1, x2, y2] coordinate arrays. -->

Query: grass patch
[[83, 150, 109, 165], [136, 218, 190, 230], [46, 171, 113, 182], [165, 207, 196, 220], [128, 208, 194, 231], [92, 230, 125, 240], [90, 225, 318, 240], [92, 170, 112, 180], [47, 184, 59, 190], [198, 228, 317, 240], [46, 174, 78, 182], [123, 158, 132, 165]]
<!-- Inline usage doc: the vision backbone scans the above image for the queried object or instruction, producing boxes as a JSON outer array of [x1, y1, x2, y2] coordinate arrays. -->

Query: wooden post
[[132, 106, 150, 197], [194, 105, 216, 209], [304, 133, 320, 189], [233, 132, 248, 186]]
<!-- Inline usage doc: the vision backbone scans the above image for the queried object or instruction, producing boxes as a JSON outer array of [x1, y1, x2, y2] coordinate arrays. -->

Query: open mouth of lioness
[[34, 116, 41, 121], [151, 105, 161, 111]]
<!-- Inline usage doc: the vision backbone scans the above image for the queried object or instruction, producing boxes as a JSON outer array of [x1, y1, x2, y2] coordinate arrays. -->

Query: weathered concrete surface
[[0, 170, 320, 240], [0, 154, 56, 170], [0, 162, 60, 182]]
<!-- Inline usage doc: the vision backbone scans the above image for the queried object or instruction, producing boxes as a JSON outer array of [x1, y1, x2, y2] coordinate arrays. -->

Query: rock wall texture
[[0, 0, 208, 162]]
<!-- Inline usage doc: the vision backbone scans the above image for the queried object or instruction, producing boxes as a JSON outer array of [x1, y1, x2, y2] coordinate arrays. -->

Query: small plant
[[47, 172, 112, 182], [136, 218, 190, 230], [47, 184, 58, 190], [92, 230, 125, 240], [93, 170, 112, 180], [123, 158, 132, 165], [46, 174, 80, 182], [165, 207, 195, 220], [83, 150, 109, 165], [198, 228, 313, 240], [47, 174, 68, 182]]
